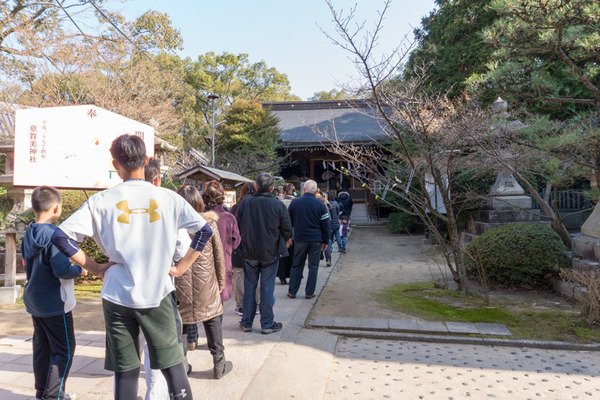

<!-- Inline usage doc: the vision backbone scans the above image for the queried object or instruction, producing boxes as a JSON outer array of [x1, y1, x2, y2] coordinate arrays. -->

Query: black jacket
[[337, 191, 353, 216], [288, 193, 331, 243], [328, 200, 341, 232], [235, 192, 293, 262]]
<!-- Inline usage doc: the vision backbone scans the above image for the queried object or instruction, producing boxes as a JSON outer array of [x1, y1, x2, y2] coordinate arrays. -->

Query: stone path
[[327, 338, 600, 399], [1, 227, 599, 399]]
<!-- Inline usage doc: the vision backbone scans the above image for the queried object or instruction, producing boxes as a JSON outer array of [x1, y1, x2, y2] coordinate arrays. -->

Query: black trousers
[[202, 316, 224, 357], [277, 243, 293, 280], [32, 312, 76, 400], [183, 315, 224, 357]]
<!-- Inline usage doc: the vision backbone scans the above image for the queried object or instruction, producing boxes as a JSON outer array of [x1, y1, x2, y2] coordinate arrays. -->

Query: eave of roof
[[174, 165, 253, 183], [265, 99, 389, 145]]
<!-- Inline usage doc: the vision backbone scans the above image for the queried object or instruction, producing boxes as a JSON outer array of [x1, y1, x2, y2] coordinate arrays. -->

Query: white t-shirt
[[58, 180, 207, 308]]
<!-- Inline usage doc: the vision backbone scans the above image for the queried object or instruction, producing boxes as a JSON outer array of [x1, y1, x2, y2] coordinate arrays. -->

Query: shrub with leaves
[[464, 223, 567, 288], [388, 212, 421, 234]]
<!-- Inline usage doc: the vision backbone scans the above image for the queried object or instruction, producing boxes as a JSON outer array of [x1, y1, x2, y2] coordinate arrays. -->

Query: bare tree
[[321, 1, 495, 292], [0, 4, 187, 149]]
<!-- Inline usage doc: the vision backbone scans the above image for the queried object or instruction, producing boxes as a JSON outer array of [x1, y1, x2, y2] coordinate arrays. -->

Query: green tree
[[178, 52, 299, 151], [132, 10, 184, 54], [405, 0, 497, 99], [308, 88, 353, 101], [215, 101, 282, 177], [468, 0, 600, 118]]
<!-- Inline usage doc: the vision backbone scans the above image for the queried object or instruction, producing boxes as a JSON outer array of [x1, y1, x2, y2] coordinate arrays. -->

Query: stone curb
[[308, 317, 512, 336], [323, 328, 600, 351]]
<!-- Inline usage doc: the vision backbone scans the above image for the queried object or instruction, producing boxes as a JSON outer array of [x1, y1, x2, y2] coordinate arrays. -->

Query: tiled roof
[[174, 165, 253, 183], [0, 102, 32, 138], [262, 100, 390, 147]]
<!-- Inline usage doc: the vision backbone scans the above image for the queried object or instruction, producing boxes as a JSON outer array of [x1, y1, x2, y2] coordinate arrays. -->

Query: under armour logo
[[116, 200, 161, 224], [171, 389, 188, 399]]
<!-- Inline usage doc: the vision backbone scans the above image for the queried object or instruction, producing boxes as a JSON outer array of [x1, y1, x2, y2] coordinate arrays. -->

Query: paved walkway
[[2, 229, 600, 399]]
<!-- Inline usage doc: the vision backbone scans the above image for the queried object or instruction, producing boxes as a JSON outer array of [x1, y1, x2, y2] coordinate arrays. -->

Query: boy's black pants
[[32, 312, 76, 400]]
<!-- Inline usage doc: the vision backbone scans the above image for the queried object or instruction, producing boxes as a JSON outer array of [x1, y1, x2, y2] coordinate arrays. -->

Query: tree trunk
[[446, 211, 468, 293], [514, 171, 572, 249]]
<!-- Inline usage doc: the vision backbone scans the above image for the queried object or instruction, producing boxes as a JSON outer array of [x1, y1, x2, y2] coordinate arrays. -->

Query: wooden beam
[[5, 233, 16, 287]]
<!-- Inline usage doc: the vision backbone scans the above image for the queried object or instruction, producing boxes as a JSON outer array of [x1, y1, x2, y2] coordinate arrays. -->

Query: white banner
[[14, 105, 154, 189]]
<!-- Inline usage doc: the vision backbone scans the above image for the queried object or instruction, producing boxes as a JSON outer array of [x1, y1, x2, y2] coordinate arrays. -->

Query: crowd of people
[[21, 134, 352, 400]]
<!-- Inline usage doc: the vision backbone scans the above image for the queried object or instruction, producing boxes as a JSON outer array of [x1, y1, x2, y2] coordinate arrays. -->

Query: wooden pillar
[[4, 233, 16, 287], [0, 140, 25, 303], [309, 159, 315, 180]]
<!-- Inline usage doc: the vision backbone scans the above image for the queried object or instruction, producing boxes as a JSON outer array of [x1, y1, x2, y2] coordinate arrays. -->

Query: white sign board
[[425, 173, 448, 214], [14, 105, 154, 189]]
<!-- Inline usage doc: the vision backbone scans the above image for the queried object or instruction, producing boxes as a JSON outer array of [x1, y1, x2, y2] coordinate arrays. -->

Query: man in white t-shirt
[[52, 134, 211, 400]]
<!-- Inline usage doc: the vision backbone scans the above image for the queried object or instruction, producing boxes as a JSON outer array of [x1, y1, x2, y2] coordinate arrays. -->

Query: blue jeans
[[325, 229, 340, 261], [288, 241, 321, 297], [339, 236, 347, 250], [332, 229, 342, 251], [241, 259, 278, 329]]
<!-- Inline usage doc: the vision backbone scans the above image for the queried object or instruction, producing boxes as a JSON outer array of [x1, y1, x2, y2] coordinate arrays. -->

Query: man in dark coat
[[287, 180, 331, 299], [236, 172, 293, 334], [337, 189, 353, 218]]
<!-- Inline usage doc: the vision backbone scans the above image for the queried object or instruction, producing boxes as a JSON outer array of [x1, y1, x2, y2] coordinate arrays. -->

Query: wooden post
[[4, 232, 16, 287]]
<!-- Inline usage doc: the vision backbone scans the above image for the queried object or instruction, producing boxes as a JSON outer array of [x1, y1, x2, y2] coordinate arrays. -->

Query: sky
[[117, 0, 437, 100]]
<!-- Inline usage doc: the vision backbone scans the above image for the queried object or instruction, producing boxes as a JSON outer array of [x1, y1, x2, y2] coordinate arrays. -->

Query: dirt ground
[[311, 226, 452, 321], [311, 225, 577, 320], [0, 296, 104, 337], [1, 225, 577, 338]]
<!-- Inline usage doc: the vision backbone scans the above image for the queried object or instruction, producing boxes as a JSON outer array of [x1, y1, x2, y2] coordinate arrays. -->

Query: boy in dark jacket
[[22, 186, 86, 400]]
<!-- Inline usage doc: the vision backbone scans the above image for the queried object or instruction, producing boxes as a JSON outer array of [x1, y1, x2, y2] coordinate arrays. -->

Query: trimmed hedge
[[464, 223, 567, 289], [388, 212, 421, 234]]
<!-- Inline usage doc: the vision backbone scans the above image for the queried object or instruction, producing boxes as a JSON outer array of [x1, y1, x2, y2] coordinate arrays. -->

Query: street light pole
[[208, 94, 219, 168]]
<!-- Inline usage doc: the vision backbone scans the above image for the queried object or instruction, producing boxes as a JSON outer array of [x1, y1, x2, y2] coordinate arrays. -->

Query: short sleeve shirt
[[58, 180, 206, 308]]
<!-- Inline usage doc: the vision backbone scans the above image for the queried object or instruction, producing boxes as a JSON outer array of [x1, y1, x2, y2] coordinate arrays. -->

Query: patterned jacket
[[175, 212, 226, 323]]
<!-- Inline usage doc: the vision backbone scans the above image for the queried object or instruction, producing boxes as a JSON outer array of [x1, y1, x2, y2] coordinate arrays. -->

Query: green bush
[[464, 223, 567, 289], [388, 212, 421, 234], [59, 191, 109, 264]]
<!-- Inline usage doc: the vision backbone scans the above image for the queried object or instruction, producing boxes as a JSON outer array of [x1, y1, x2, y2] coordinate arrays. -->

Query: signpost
[[13, 105, 154, 189], [0, 105, 154, 304]]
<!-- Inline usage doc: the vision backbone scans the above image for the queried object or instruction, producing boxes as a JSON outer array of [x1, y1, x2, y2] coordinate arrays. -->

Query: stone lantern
[[462, 98, 541, 242]]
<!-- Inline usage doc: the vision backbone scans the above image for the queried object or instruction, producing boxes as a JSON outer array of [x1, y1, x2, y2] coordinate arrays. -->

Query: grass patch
[[74, 282, 102, 299], [379, 282, 600, 343]]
